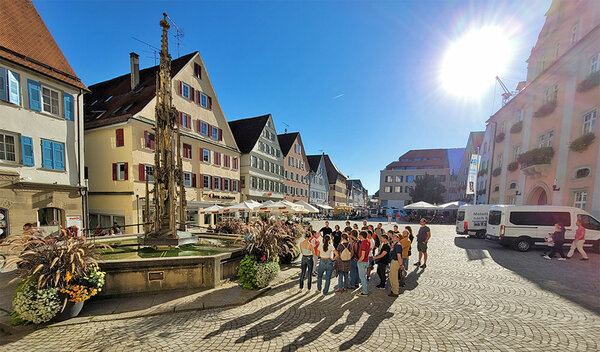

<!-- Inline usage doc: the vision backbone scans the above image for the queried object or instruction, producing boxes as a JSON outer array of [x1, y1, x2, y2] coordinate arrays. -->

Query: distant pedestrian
[[319, 221, 333, 238], [332, 225, 343, 248], [374, 234, 390, 288], [335, 233, 352, 293], [393, 224, 399, 234], [316, 235, 337, 294], [544, 223, 567, 260], [349, 230, 360, 288], [361, 220, 369, 231], [374, 223, 385, 239], [414, 218, 431, 269], [299, 232, 315, 292], [567, 219, 589, 260], [387, 212, 392, 223], [395, 212, 401, 223], [344, 221, 352, 233], [357, 231, 371, 296], [405, 226, 414, 257], [388, 232, 403, 297]]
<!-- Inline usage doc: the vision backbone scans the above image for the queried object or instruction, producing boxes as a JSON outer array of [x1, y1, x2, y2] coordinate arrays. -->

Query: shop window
[[38, 207, 63, 226]]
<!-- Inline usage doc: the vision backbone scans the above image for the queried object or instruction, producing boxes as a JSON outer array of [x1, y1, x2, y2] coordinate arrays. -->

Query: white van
[[486, 205, 600, 252], [456, 205, 493, 238]]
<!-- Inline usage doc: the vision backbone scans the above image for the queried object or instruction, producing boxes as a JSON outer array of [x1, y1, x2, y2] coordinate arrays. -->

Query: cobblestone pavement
[[3, 223, 600, 351]]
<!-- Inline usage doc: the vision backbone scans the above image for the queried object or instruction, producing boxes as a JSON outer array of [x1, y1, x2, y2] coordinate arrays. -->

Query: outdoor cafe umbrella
[[403, 201, 440, 210], [293, 200, 319, 213], [260, 200, 305, 213], [222, 201, 258, 213], [199, 205, 224, 214], [439, 201, 467, 210]]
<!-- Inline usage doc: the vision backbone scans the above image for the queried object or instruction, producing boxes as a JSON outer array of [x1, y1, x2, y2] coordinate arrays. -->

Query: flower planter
[[534, 101, 556, 118], [507, 161, 519, 172], [570, 133, 595, 152], [492, 167, 502, 177], [495, 132, 505, 143], [521, 164, 550, 179], [577, 71, 600, 93], [53, 299, 84, 321], [517, 147, 554, 168], [510, 121, 522, 134]]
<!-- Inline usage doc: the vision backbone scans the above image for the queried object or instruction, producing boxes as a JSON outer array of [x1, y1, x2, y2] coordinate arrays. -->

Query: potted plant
[[577, 71, 600, 93], [507, 161, 519, 172], [510, 121, 523, 134], [492, 167, 502, 177], [495, 132, 505, 143], [534, 101, 557, 118], [570, 133, 595, 152], [517, 147, 555, 167]]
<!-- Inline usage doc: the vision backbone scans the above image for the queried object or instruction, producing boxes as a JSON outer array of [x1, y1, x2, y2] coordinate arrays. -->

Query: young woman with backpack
[[335, 233, 352, 293]]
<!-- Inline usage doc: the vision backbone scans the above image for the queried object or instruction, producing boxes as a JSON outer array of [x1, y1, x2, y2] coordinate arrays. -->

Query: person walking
[[387, 212, 393, 224], [349, 230, 360, 288], [299, 232, 315, 292], [374, 234, 391, 288], [388, 232, 403, 297], [332, 225, 343, 248], [316, 235, 337, 294], [414, 218, 431, 269], [357, 231, 371, 296], [399, 230, 411, 287], [544, 223, 567, 260], [567, 219, 589, 260], [335, 233, 352, 293], [309, 230, 321, 275]]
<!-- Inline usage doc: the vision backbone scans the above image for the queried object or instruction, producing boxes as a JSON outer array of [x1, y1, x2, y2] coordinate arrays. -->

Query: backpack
[[340, 243, 352, 261]]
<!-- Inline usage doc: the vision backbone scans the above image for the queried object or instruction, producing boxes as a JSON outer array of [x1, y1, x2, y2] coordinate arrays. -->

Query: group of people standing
[[298, 219, 432, 297]]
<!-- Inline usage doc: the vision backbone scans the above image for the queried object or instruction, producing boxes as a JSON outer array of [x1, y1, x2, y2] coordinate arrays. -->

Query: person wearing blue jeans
[[316, 235, 338, 295], [349, 231, 360, 288], [357, 231, 371, 296]]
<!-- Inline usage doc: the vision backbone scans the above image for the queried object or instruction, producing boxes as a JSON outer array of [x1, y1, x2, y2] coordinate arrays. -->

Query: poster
[[466, 154, 480, 195], [66, 215, 82, 229]]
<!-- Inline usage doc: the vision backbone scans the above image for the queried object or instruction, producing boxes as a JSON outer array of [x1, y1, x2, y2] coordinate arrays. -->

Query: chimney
[[130, 52, 139, 90]]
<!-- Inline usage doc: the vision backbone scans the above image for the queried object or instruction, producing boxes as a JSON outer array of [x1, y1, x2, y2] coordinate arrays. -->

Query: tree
[[409, 174, 446, 204]]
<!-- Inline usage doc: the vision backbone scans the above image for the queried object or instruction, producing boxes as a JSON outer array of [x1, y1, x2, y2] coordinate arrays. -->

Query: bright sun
[[440, 26, 512, 98]]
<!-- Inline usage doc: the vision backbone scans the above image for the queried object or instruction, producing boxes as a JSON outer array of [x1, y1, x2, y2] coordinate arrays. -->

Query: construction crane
[[495, 76, 513, 106]]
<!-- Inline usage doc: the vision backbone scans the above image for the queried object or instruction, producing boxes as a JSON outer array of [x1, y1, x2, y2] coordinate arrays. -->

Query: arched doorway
[[527, 186, 548, 205]]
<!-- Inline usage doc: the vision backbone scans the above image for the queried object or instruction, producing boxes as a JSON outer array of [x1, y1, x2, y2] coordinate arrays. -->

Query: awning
[[315, 204, 333, 210], [404, 201, 440, 210]]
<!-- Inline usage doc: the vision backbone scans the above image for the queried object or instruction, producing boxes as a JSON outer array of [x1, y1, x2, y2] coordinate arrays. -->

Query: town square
[[1, 0, 599, 351]]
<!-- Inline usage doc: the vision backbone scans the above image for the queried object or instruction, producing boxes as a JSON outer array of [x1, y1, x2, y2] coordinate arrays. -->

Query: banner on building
[[466, 154, 480, 195]]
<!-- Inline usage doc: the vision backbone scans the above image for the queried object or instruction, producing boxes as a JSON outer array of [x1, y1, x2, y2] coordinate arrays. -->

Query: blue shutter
[[41, 140, 53, 169], [7, 71, 20, 105], [28, 79, 41, 111], [0, 67, 7, 101], [64, 93, 74, 121], [52, 142, 65, 170], [21, 136, 34, 166]]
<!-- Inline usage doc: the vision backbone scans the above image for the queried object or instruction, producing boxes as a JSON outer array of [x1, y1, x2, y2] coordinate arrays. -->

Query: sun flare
[[440, 26, 512, 99]]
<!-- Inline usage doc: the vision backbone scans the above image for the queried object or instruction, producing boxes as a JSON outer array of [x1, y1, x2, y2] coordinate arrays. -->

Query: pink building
[[483, 0, 600, 216]]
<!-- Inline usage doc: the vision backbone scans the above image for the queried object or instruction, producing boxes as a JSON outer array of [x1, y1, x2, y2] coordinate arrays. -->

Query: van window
[[509, 211, 571, 226], [577, 214, 600, 230], [457, 211, 465, 221], [488, 211, 502, 225]]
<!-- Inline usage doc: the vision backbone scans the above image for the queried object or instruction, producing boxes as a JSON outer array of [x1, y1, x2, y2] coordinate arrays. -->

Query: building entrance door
[[528, 186, 548, 205]]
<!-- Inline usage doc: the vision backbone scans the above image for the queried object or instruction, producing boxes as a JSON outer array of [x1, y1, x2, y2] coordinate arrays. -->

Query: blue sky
[[34, 0, 551, 194]]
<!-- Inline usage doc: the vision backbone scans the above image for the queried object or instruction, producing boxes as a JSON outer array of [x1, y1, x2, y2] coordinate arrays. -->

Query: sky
[[33, 0, 551, 194]]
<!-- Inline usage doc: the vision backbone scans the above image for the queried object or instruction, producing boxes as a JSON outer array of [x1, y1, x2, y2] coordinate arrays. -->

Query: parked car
[[486, 205, 600, 252], [456, 204, 492, 238]]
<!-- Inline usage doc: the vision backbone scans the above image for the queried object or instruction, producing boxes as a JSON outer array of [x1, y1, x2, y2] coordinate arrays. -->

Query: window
[[513, 145, 521, 162], [394, 186, 401, 193], [251, 177, 257, 189], [509, 211, 571, 226], [183, 172, 192, 187], [384, 186, 392, 193], [41, 139, 65, 170], [0, 132, 17, 162], [488, 211, 502, 225], [144, 131, 155, 150], [179, 112, 192, 129], [224, 155, 230, 168], [213, 176, 221, 190], [211, 126, 219, 140], [577, 214, 600, 230], [113, 162, 128, 180], [296, 144, 301, 153], [200, 93, 212, 109], [232, 179, 239, 192], [202, 149, 211, 163], [251, 155, 257, 167], [591, 53, 599, 73], [493, 185, 499, 192], [258, 158, 264, 170], [42, 86, 60, 115], [240, 176, 245, 188], [574, 191, 587, 209], [194, 63, 202, 79], [290, 157, 294, 166], [583, 109, 597, 134], [405, 186, 413, 193], [517, 109, 523, 122], [496, 154, 503, 168], [0, 68, 20, 105], [182, 83, 190, 99], [385, 175, 392, 182], [538, 131, 554, 148], [203, 175, 211, 189], [575, 168, 590, 179], [406, 175, 414, 182], [258, 178, 264, 190], [145, 165, 154, 182], [38, 207, 62, 226], [182, 143, 192, 159], [570, 23, 578, 44], [200, 121, 208, 135]]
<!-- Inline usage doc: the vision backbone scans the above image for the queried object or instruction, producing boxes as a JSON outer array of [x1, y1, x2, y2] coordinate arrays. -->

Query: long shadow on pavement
[[454, 236, 600, 314]]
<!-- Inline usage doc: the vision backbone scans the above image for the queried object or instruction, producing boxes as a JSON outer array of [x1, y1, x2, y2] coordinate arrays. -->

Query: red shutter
[[190, 87, 195, 101], [221, 178, 225, 190], [196, 91, 201, 104], [116, 128, 124, 147], [178, 81, 183, 95], [199, 174, 203, 189], [199, 148, 204, 161], [208, 125, 213, 137], [150, 133, 155, 150], [196, 120, 201, 132], [211, 176, 215, 189], [179, 112, 183, 125], [192, 174, 197, 187], [208, 96, 213, 110], [124, 162, 129, 180], [112, 163, 117, 180], [218, 128, 223, 141], [139, 164, 145, 181], [186, 115, 191, 129]]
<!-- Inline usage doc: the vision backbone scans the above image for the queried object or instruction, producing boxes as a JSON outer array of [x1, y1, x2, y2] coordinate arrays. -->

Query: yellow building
[[84, 52, 240, 233], [323, 154, 348, 208]]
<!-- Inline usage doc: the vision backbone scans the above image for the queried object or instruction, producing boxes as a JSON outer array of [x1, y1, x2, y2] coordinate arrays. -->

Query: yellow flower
[[65, 271, 72, 283]]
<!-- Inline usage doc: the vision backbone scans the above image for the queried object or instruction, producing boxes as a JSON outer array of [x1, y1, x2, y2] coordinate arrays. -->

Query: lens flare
[[440, 26, 512, 98]]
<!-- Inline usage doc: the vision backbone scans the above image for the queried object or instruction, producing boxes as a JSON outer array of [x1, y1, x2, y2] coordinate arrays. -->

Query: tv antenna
[[282, 122, 290, 133], [131, 37, 160, 65], [495, 76, 518, 106], [164, 13, 184, 58]]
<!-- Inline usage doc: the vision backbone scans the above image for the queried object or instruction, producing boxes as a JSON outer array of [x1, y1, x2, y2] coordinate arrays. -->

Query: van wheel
[[476, 231, 485, 239], [513, 237, 531, 252]]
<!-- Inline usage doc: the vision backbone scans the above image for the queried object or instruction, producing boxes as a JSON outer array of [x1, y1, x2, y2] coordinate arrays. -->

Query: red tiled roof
[[0, 0, 87, 90]]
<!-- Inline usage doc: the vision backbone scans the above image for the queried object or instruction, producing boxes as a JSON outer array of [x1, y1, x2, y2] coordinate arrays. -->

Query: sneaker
[[543, 255, 551, 260], [414, 262, 421, 266], [558, 258, 566, 261], [336, 289, 343, 294], [420, 264, 427, 269], [388, 293, 399, 297], [580, 258, 589, 261]]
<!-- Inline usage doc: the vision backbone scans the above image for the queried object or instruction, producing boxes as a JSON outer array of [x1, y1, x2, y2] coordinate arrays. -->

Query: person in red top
[[567, 218, 589, 260], [357, 231, 371, 296]]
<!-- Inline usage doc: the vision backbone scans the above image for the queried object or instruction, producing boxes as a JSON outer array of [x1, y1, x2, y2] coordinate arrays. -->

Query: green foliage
[[507, 161, 519, 172], [495, 132, 505, 143], [409, 174, 446, 204], [239, 221, 304, 262], [517, 147, 554, 167], [510, 121, 523, 134], [570, 133, 595, 152], [492, 167, 502, 177], [12, 278, 61, 324], [9, 309, 31, 326], [534, 101, 557, 118], [255, 261, 280, 288], [577, 71, 600, 93], [237, 256, 257, 290], [82, 265, 106, 292]]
